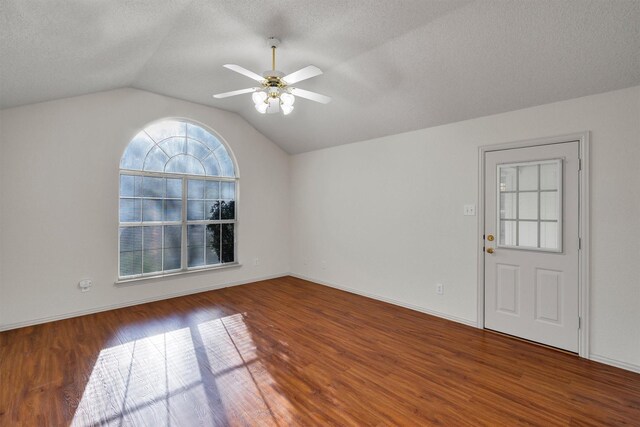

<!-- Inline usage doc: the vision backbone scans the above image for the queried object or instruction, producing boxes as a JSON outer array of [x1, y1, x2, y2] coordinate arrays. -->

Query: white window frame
[[116, 119, 240, 284]]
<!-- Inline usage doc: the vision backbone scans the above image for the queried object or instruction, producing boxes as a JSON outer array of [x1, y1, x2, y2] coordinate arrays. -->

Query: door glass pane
[[540, 163, 559, 190], [500, 193, 517, 219], [500, 167, 517, 191], [497, 159, 562, 251], [499, 220, 517, 246], [518, 221, 538, 248], [518, 193, 538, 220], [518, 165, 538, 191], [540, 191, 558, 220]]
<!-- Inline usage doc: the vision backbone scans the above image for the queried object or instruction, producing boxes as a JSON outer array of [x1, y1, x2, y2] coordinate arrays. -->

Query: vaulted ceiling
[[1, 1, 639, 153]]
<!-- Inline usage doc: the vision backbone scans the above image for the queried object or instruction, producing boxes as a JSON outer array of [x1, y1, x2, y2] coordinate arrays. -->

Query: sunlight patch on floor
[[70, 327, 211, 426]]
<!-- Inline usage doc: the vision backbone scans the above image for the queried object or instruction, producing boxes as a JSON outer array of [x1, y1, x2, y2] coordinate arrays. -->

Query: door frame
[[476, 132, 590, 358]]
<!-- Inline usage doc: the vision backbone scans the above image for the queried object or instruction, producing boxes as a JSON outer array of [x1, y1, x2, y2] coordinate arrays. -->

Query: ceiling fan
[[213, 37, 331, 115]]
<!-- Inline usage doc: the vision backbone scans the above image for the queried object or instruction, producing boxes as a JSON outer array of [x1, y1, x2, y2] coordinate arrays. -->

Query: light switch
[[464, 204, 476, 216]]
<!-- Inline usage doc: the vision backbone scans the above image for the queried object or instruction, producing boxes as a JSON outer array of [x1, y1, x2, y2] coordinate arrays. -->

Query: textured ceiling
[[1, 1, 639, 154]]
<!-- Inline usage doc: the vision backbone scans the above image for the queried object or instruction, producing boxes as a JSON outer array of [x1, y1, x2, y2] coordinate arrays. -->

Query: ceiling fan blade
[[223, 64, 265, 82], [290, 88, 331, 104], [213, 87, 259, 99], [282, 65, 323, 85]]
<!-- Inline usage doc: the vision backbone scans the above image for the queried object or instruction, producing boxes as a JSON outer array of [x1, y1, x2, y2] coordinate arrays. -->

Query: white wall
[[0, 88, 290, 329], [290, 86, 640, 370]]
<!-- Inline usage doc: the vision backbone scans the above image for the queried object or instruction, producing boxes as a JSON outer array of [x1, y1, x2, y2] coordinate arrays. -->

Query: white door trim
[[477, 132, 590, 358]]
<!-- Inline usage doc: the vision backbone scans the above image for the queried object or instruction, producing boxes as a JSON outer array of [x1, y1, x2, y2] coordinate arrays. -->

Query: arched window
[[118, 119, 237, 280]]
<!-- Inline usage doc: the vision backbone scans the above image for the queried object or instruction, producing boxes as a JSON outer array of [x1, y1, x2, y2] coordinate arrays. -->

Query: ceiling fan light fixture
[[280, 93, 295, 106], [282, 104, 294, 115], [267, 97, 280, 114], [255, 102, 268, 114], [252, 91, 267, 104]]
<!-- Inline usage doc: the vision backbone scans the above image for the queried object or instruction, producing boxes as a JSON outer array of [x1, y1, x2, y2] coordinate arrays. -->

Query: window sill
[[114, 262, 242, 286]]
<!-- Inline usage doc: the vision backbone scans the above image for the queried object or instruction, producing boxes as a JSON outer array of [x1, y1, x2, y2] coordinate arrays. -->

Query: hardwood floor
[[1, 276, 638, 426]]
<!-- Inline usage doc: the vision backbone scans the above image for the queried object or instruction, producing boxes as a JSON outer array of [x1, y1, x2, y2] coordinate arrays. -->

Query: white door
[[484, 141, 580, 352]]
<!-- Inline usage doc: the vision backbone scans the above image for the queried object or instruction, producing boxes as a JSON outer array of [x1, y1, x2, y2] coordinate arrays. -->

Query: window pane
[[120, 198, 141, 222], [518, 221, 538, 247], [164, 200, 182, 221], [120, 227, 142, 252], [187, 225, 204, 267], [143, 226, 163, 250], [164, 248, 181, 271], [220, 201, 235, 220], [143, 199, 163, 222], [187, 139, 211, 160], [166, 178, 182, 198], [214, 146, 235, 177], [120, 251, 142, 276], [188, 246, 204, 268], [499, 167, 517, 191], [164, 225, 182, 270], [165, 155, 205, 175], [188, 180, 204, 199], [518, 192, 538, 220], [187, 123, 221, 151], [159, 136, 186, 157], [540, 162, 559, 190], [540, 191, 558, 220], [145, 120, 186, 142], [143, 249, 163, 273], [540, 222, 559, 250], [206, 200, 220, 220], [518, 165, 538, 191], [221, 182, 235, 199], [222, 244, 234, 263], [206, 224, 220, 265], [202, 155, 221, 176], [143, 177, 164, 197], [205, 181, 220, 199], [120, 226, 142, 276], [120, 132, 154, 171], [222, 224, 234, 245], [500, 193, 517, 219], [206, 246, 220, 265], [499, 220, 516, 246], [143, 146, 169, 172], [120, 175, 142, 197], [188, 225, 204, 247], [187, 200, 204, 220], [164, 225, 182, 249]]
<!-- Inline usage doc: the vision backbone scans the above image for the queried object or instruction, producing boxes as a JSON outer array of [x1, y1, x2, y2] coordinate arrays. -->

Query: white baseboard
[[289, 273, 477, 327], [589, 353, 640, 374], [0, 273, 287, 332]]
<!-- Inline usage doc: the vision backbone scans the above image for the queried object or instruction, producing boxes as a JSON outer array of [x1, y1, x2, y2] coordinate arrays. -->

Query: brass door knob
[[487, 234, 495, 241], [486, 247, 495, 254]]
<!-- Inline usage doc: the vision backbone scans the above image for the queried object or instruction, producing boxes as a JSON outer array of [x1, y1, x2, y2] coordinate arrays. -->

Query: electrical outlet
[[436, 283, 444, 295], [253, 257, 260, 266], [321, 260, 327, 270], [79, 279, 92, 292]]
